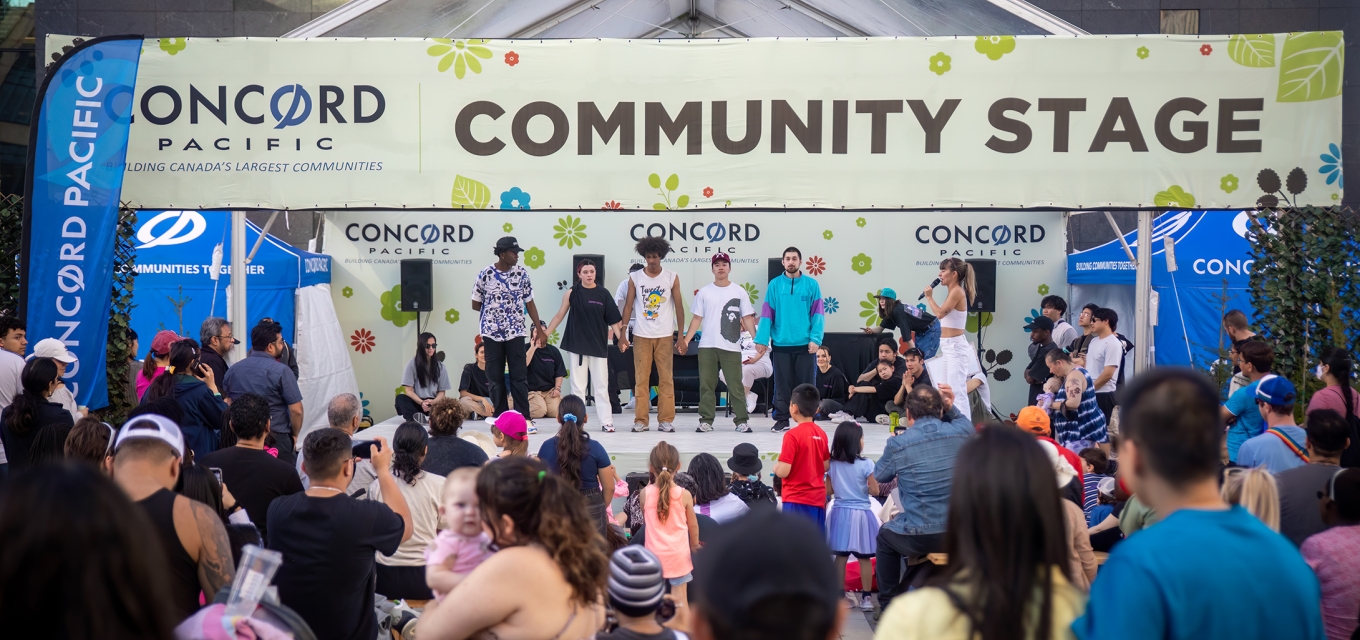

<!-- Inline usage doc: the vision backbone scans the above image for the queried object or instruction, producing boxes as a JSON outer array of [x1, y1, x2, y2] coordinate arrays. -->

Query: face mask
[[1316, 365, 1326, 379]]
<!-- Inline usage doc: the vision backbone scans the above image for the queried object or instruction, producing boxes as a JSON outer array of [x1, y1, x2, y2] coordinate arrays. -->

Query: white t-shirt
[[1085, 334, 1123, 394], [696, 492, 750, 524], [370, 469, 446, 566], [614, 276, 635, 332], [1051, 320, 1079, 353], [49, 382, 82, 423], [693, 283, 754, 351], [629, 268, 678, 339], [0, 350, 23, 411]]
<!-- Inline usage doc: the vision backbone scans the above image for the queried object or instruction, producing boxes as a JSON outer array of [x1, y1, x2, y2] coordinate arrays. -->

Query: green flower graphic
[[856, 217, 867, 227], [850, 253, 873, 275], [159, 38, 187, 55], [524, 247, 545, 269], [1333, 193, 1341, 201], [1154, 185, 1196, 209], [548, 330, 561, 346], [965, 312, 994, 334], [974, 36, 1015, 60], [427, 39, 493, 79], [1220, 174, 1240, 193], [1136, 46, 1150, 60], [502, 223, 513, 233], [380, 285, 418, 328], [929, 52, 952, 75], [1037, 284, 1050, 295], [341, 286, 354, 298], [445, 309, 460, 324], [859, 291, 882, 327], [553, 215, 588, 249], [823, 230, 833, 240], [648, 173, 689, 210], [740, 282, 759, 304]]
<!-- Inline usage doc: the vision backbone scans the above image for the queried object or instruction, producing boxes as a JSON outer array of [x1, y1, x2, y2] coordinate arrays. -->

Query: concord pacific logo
[[136, 211, 208, 249], [138, 84, 385, 129]]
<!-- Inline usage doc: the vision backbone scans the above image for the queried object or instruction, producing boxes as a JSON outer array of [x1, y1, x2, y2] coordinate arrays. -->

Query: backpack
[[1114, 333, 1135, 390]]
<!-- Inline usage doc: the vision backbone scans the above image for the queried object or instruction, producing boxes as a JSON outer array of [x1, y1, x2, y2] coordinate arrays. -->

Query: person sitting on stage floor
[[854, 338, 906, 389], [889, 348, 934, 420], [458, 342, 495, 420], [863, 288, 941, 359], [524, 322, 566, 423], [397, 332, 450, 422], [814, 346, 849, 420], [844, 360, 903, 425]]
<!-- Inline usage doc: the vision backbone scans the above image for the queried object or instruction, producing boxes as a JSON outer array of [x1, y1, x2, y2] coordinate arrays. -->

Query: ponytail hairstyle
[[414, 332, 440, 389], [492, 425, 529, 457], [476, 457, 608, 605], [554, 395, 590, 489], [648, 441, 682, 523], [1320, 347, 1355, 418], [391, 421, 428, 486], [940, 257, 976, 306], [4, 358, 59, 436], [1222, 467, 1281, 532], [144, 339, 199, 403]]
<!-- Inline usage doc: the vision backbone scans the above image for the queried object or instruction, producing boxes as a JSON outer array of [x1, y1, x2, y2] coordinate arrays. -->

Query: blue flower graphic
[[500, 187, 531, 210], [358, 392, 371, 419], [1022, 308, 1040, 333], [1319, 143, 1344, 190], [916, 303, 927, 313], [823, 297, 839, 314]]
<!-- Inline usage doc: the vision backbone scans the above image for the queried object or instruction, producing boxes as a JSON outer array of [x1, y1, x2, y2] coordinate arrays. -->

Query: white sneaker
[[859, 593, 874, 612], [735, 423, 752, 433], [527, 421, 539, 434], [829, 411, 853, 423], [624, 398, 636, 410], [631, 423, 649, 432], [696, 423, 714, 433], [659, 422, 675, 433], [875, 414, 891, 425]]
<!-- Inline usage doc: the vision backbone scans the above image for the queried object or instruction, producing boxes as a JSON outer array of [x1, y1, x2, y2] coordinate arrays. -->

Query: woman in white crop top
[[922, 257, 985, 419]]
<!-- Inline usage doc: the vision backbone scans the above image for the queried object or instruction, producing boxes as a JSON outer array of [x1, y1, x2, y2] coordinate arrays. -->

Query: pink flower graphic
[[703, 187, 714, 198], [505, 51, 520, 66], [602, 200, 623, 210]]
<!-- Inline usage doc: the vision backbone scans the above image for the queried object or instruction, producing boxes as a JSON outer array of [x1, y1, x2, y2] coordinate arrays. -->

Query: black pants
[[607, 336, 631, 411], [484, 336, 529, 416], [1096, 391, 1117, 426], [394, 394, 429, 421], [875, 530, 945, 609], [771, 349, 816, 422], [271, 430, 297, 466], [843, 393, 895, 422], [375, 563, 434, 601]]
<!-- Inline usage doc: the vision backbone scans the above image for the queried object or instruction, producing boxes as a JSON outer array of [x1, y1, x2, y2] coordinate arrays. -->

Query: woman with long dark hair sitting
[[687, 452, 749, 523], [536, 394, 619, 534], [875, 426, 1085, 639], [372, 421, 446, 601], [0, 358, 75, 471], [142, 339, 227, 460], [418, 456, 608, 639], [398, 332, 451, 421]]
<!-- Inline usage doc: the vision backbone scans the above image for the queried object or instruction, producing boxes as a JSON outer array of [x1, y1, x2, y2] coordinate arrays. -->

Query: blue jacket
[[754, 273, 824, 348], [873, 406, 974, 535], [170, 378, 227, 459]]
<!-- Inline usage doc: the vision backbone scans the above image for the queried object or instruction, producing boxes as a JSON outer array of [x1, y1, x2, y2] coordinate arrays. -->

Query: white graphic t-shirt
[[629, 268, 678, 339], [693, 283, 754, 352], [471, 264, 534, 342]]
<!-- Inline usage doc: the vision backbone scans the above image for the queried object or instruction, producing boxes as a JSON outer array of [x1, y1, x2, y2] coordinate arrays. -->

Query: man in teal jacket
[[754, 246, 825, 431]]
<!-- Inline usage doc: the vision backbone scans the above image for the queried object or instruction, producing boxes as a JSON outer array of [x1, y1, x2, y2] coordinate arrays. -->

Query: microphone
[[918, 278, 941, 300]]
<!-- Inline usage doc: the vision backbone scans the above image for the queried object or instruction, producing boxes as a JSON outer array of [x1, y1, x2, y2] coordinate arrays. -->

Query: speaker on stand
[[767, 258, 783, 283], [966, 258, 997, 372], [401, 258, 433, 340]]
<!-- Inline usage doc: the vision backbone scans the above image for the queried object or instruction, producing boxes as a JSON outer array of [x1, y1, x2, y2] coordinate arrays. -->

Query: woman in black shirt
[[0, 357, 75, 471], [457, 342, 494, 419], [543, 259, 625, 432], [814, 346, 850, 418]]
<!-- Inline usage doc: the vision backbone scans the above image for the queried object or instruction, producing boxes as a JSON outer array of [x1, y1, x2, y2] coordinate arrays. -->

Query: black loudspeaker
[[400, 259, 433, 312], [768, 258, 782, 283], [573, 254, 605, 288], [968, 258, 996, 313]]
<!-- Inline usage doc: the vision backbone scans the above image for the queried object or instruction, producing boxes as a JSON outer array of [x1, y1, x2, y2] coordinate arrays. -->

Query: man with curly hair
[[620, 236, 685, 433]]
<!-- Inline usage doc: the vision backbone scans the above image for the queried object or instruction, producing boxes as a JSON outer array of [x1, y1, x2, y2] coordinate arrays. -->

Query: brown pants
[[632, 335, 675, 425], [528, 391, 561, 419], [458, 396, 494, 419]]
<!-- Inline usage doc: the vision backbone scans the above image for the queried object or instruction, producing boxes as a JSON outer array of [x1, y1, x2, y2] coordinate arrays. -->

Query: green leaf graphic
[[665, 174, 680, 191], [1154, 185, 1196, 209], [676, 195, 690, 208], [451, 175, 491, 209], [648, 173, 662, 189], [1227, 34, 1275, 68], [1277, 32, 1344, 103], [653, 203, 667, 210]]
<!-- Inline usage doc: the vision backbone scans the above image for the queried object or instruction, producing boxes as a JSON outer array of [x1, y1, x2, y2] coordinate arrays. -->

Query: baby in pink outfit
[[425, 467, 494, 601]]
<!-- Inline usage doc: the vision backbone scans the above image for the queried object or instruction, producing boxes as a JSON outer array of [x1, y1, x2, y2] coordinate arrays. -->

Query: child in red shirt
[[775, 383, 831, 529]]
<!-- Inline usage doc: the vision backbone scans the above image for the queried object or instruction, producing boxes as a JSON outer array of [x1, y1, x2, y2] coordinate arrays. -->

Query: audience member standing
[[754, 246, 824, 431], [0, 358, 74, 472], [398, 332, 451, 421], [137, 330, 179, 401], [30, 338, 82, 422], [873, 383, 972, 612], [544, 259, 625, 432], [1067, 304, 1099, 360], [1221, 467, 1281, 530], [680, 253, 757, 433], [525, 328, 567, 423], [472, 236, 549, 419], [1073, 369, 1324, 640], [1084, 308, 1122, 425], [828, 420, 880, 613], [1222, 340, 1274, 463], [1044, 350, 1109, 452], [865, 288, 941, 359], [1278, 410, 1351, 546], [1041, 295, 1080, 352], [923, 258, 983, 420], [199, 393, 303, 543], [1040, 440, 1098, 591], [269, 429, 412, 640], [422, 397, 489, 475], [876, 427, 1086, 639], [1025, 317, 1060, 406], [537, 395, 619, 533], [64, 416, 113, 471], [111, 415, 236, 621], [223, 322, 303, 464], [458, 342, 495, 419], [371, 422, 445, 601], [198, 317, 236, 386], [620, 236, 685, 433], [1308, 347, 1360, 467], [775, 384, 831, 528], [0, 316, 25, 409], [142, 339, 227, 459], [1223, 310, 1261, 396], [1302, 468, 1360, 640], [1237, 377, 1309, 473], [814, 345, 850, 418]]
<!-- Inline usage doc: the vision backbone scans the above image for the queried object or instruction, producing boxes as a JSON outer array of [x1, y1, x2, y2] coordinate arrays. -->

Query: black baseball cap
[[693, 509, 839, 626], [1025, 316, 1055, 332], [494, 236, 524, 253]]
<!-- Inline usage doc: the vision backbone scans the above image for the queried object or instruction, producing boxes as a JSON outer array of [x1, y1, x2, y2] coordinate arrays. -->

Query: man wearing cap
[[862, 288, 940, 359], [111, 415, 236, 621], [691, 508, 846, 640], [198, 317, 237, 386], [679, 253, 757, 433], [28, 337, 83, 422], [754, 247, 823, 432], [1237, 376, 1309, 473], [1024, 316, 1059, 406], [1015, 405, 1085, 490], [472, 237, 548, 423], [224, 322, 305, 464]]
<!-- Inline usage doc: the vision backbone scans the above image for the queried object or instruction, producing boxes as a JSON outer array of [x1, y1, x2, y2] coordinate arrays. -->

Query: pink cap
[[150, 330, 182, 356], [486, 410, 528, 440]]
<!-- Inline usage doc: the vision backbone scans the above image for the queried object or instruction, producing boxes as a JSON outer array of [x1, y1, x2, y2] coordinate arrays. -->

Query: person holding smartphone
[[141, 338, 227, 460]]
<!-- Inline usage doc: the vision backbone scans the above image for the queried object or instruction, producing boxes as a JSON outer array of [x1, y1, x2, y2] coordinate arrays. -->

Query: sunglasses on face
[[425, 343, 438, 350]]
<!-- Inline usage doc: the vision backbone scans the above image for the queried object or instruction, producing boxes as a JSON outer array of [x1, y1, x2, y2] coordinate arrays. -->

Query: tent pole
[[1134, 210, 1154, 374], [230, 210, 248, 363], [247, 211, 280, 264]]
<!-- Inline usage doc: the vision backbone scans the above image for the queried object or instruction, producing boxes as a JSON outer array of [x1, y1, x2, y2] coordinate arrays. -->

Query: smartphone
[[352, 439, 381, 459], [209, 467, 223, 485]]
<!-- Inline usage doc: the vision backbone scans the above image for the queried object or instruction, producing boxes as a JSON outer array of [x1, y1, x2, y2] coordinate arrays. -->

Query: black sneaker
[[770, 420, 790, 432]]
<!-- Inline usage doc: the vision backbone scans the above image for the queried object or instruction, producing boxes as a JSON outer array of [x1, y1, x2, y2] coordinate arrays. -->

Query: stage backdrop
[[113, 33, 1343, 210], [324, 210, 1066, 423]]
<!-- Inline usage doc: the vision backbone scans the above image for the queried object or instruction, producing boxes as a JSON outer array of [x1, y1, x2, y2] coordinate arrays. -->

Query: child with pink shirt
[[425, 467, 494, 601]]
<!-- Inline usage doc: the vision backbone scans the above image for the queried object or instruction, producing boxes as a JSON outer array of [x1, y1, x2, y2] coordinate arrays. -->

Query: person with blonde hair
[[1221, 467, 1281, 531], [922, 257, 984, 420]]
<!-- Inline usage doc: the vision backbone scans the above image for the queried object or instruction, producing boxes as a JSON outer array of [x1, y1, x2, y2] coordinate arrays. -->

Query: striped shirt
[[1051, 366, 1108, 447]]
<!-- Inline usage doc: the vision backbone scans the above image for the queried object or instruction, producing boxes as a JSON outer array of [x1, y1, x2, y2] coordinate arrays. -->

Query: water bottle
[[223, 545, 284, 618]]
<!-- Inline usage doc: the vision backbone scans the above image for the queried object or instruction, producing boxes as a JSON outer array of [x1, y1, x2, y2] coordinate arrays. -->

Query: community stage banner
[[323, 209, 1066, 422], [112, 33, 1344, 211], [24, 37, 142, 408]]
